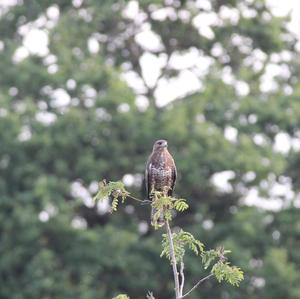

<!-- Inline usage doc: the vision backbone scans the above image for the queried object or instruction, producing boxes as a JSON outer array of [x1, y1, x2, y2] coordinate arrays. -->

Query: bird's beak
[[163, 141, 168, 148]]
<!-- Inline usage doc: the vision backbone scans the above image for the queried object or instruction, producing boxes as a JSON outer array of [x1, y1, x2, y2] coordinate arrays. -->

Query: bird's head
[[153, 139, 168, 151]]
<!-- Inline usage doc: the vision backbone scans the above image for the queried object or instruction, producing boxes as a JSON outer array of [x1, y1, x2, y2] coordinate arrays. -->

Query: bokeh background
[[1, 0, 300, 298]]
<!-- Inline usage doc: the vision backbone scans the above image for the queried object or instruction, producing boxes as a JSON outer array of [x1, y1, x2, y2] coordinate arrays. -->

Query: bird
[[145, 139, 177, 226]]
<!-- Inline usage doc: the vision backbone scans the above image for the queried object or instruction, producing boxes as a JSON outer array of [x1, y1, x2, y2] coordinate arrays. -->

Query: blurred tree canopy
[[1, 0, 300, 298]]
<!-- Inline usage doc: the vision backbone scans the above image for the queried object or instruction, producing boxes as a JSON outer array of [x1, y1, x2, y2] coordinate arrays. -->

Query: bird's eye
[[157, 141, 162, 145]]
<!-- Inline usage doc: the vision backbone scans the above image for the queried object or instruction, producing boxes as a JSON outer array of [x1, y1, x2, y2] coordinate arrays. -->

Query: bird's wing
[[172, 163, 177, 189], [145, 155, 152, 199], [169, 157, 177, 196]]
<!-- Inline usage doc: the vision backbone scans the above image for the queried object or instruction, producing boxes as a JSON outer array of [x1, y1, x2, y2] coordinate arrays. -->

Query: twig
[[127, 194, 151, 205], [165, 220, 180, 299], [179, 261, 185, 297], [180, 273, 214, 299]]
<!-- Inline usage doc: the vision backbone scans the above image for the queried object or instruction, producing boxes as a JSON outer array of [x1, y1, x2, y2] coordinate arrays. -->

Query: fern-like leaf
[[93, 180, 129, 212], [211, 261, 244, 286], [173, 199, 189, 212], [112, 294, 130, 299]]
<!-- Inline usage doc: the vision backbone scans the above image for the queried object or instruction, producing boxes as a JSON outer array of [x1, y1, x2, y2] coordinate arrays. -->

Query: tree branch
[[180, 273, 214, 299], [179, 261, 185, 297], [126, 194, 151, 204], [165, 220, 180, 299]]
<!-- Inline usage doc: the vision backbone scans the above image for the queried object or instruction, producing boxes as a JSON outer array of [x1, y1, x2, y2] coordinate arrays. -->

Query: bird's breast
[[150, 164, 172, 190], [151, 166, 172, 178], [147, 148, 175, 192]]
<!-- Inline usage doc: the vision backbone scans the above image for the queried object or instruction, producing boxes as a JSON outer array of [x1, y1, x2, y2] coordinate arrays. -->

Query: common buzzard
[[145, 139, 177, 225]]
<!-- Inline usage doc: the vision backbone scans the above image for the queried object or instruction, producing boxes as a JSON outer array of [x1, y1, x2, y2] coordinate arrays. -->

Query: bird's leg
[[162, 186, 169, 197]]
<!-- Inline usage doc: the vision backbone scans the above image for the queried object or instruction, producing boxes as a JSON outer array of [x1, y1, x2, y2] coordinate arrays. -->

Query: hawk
[[145, 139, 177, 225]]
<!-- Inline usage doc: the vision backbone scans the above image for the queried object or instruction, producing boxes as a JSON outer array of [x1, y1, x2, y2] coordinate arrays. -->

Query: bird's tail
[[151, 206, 165, 227]]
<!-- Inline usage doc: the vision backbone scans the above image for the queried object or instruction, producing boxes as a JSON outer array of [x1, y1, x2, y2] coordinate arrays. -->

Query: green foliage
[[112, 295, 130, 299], [151, 191, 189, 227], [161, 230, 204, 263], [1, 0, 300, 298], [173, 199, 189, 212], [201, 244, 244, 287], [95, 182, 244, 293], [262, 248, 300, 298], [211, 262, 244, 286], [93, 180, 129, 212], [160, 229, 244, 287], [201, 249, 221, 270]]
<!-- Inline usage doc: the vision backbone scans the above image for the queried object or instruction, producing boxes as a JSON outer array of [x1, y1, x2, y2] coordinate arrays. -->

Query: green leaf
[[111, 197, 119, 212], [211, 262, 244, 286], [112, 294, 130, 299], [93, 180, 130, 212], [173, 198, 189, 212], [160, 230, 204, 263], [201, 249, 219, 269]]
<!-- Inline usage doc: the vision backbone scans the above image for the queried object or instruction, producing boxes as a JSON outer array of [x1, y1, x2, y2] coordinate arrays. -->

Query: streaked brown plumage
[[145, 139, 177, 225]]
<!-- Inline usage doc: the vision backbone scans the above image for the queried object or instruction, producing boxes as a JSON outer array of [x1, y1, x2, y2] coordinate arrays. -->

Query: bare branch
[[152, 54, 172, 87], [165, 220, 180, 299], [126, 194, 151, 204], [179, 261, 185, 297], [180, 273, 214, 299]]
